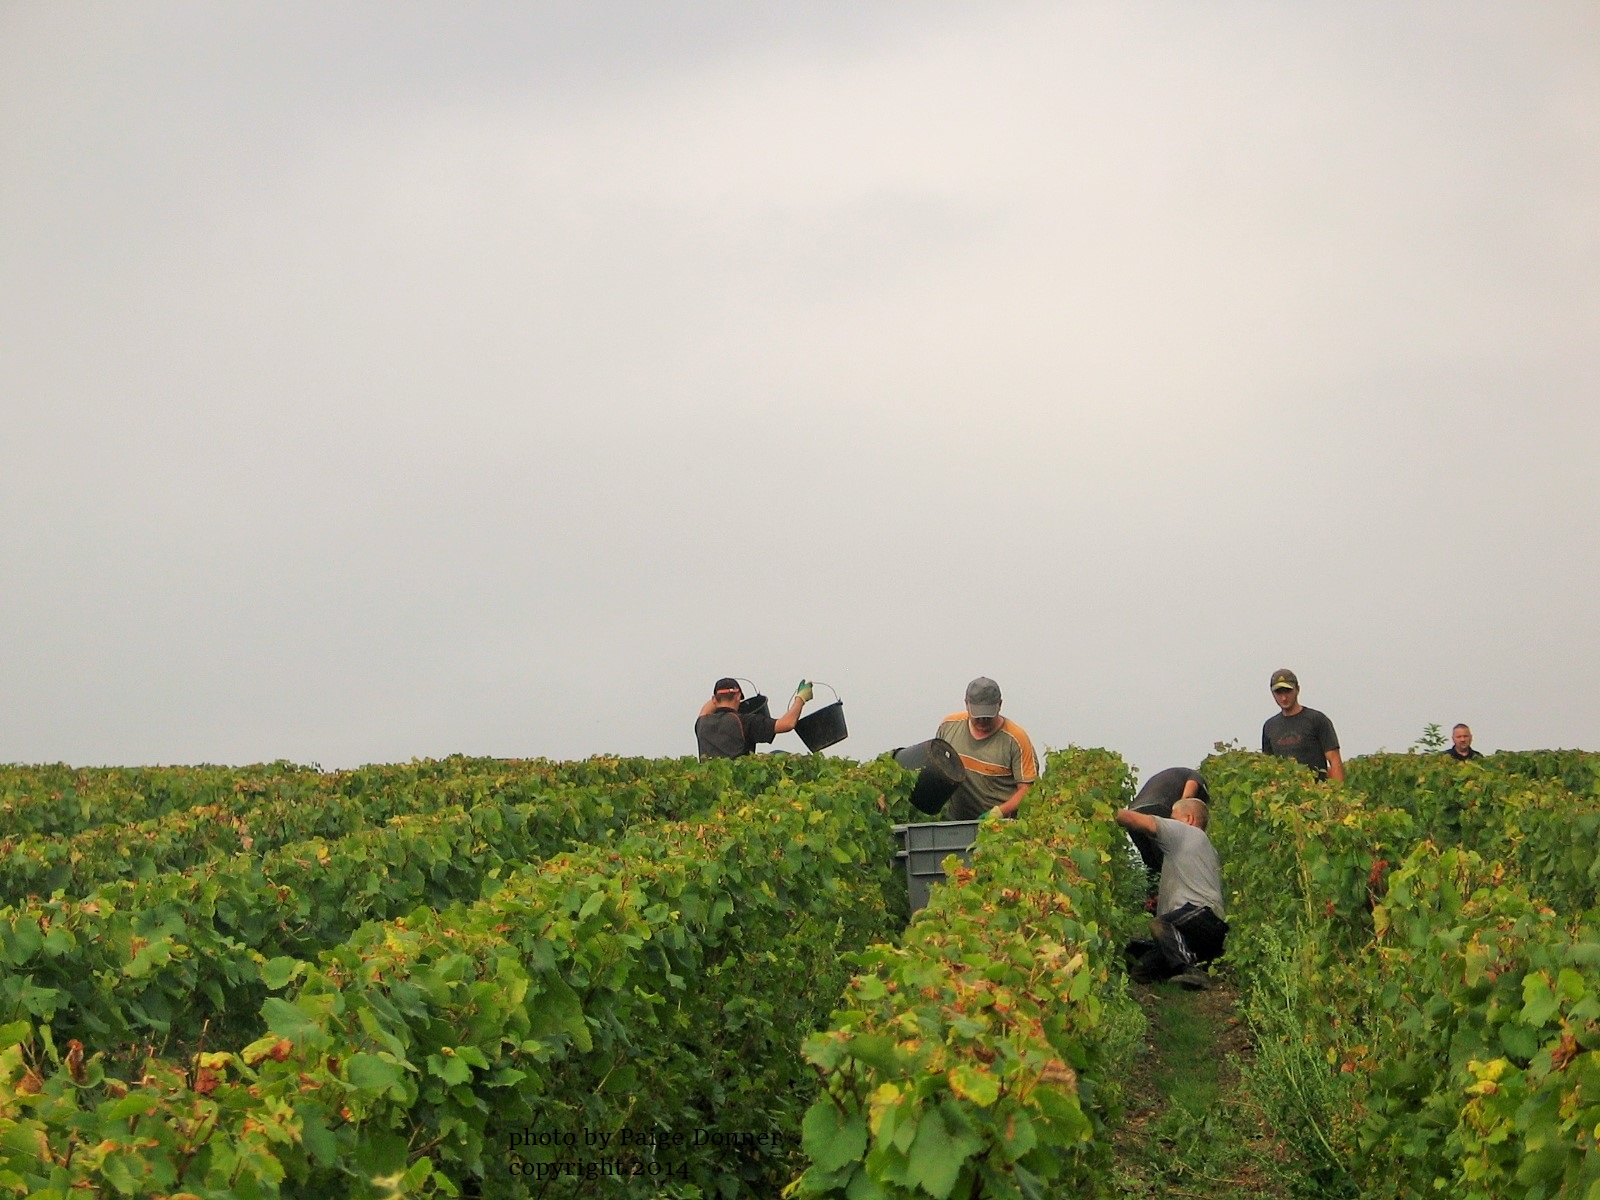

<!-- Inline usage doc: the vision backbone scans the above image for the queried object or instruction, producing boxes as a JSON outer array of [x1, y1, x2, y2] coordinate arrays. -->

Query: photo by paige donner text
[[504, 1124, 790, 1183]]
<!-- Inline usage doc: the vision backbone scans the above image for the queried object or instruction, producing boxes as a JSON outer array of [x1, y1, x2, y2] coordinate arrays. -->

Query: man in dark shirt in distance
[[1445, 723, 1484, 760], [1262, 668, 1344, 782], [695, 677, 812, 760]]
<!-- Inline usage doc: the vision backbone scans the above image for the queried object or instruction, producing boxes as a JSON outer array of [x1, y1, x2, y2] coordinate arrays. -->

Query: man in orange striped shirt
[[936, 677, 1039, 821]]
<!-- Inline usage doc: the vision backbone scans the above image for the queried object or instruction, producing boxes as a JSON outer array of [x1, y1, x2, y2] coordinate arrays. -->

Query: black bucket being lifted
[[893, 738, 968, 815], [735, 678, 770, 724], [794, 683, 848, 752]]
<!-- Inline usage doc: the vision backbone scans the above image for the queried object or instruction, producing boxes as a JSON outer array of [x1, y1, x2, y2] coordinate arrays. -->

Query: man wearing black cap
[[1262, 669, 1344, 781], [695, 678, 813, 760], [936, 677, 1039, 820]]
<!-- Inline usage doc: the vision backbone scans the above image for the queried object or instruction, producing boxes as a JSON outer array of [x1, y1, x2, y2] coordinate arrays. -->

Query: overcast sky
[[3, 2, 1596, 784]]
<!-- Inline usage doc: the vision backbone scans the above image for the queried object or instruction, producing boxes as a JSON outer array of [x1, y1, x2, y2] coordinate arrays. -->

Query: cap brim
[[1271, 684, 1296, 692], [967, 705, 1002, 719]]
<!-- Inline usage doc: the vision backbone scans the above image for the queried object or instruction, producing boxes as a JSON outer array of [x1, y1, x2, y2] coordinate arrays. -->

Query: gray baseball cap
[[965, 677, 1003, 718]]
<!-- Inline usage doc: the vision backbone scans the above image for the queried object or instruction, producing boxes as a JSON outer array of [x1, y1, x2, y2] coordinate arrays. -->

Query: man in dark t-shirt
[[694, 677, 812, 759], [1132, 766, 1211, 815], [1262, 668, 1344, 781], [1444, 724, 1484, 761]]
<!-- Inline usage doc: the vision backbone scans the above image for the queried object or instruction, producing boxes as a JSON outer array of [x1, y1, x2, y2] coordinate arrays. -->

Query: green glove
[[796, 680, 814, 703]]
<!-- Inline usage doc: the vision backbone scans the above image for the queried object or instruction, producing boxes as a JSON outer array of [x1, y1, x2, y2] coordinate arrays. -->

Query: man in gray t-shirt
[[1128, 766, 1210, 890], [1149, 817, 1225, 918], [1115, 798, 1229, 989]]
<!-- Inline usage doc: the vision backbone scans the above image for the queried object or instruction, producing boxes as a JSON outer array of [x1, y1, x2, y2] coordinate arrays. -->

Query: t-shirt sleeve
[[1314, 711, 1339, 752], [1009, 727, 1039, 784], [746, 712, 778, 746]]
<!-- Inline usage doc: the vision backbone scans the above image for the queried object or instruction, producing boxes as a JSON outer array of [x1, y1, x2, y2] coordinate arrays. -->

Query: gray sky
[[4, 2, 1597, 784]]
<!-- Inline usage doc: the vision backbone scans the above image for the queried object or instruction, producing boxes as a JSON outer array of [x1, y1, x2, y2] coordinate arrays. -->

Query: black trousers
[[1125, 903, 1229, 981]]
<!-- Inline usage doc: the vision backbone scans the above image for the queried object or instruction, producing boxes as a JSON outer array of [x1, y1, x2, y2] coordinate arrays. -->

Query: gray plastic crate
[[892, 819, 982, 913]]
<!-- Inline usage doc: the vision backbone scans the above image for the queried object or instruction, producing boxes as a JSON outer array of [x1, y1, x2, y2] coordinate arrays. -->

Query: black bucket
[[794, 684, 847, 752], [893, 738, 968, 815], [735, 678, 770, 724]]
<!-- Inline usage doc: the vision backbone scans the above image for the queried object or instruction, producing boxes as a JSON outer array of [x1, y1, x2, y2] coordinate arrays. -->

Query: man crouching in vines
[[1115, 798, 1229, 990]]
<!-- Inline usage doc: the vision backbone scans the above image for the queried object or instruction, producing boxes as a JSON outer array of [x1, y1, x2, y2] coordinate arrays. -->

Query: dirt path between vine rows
[[1105, 976, 1300, 1199]]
